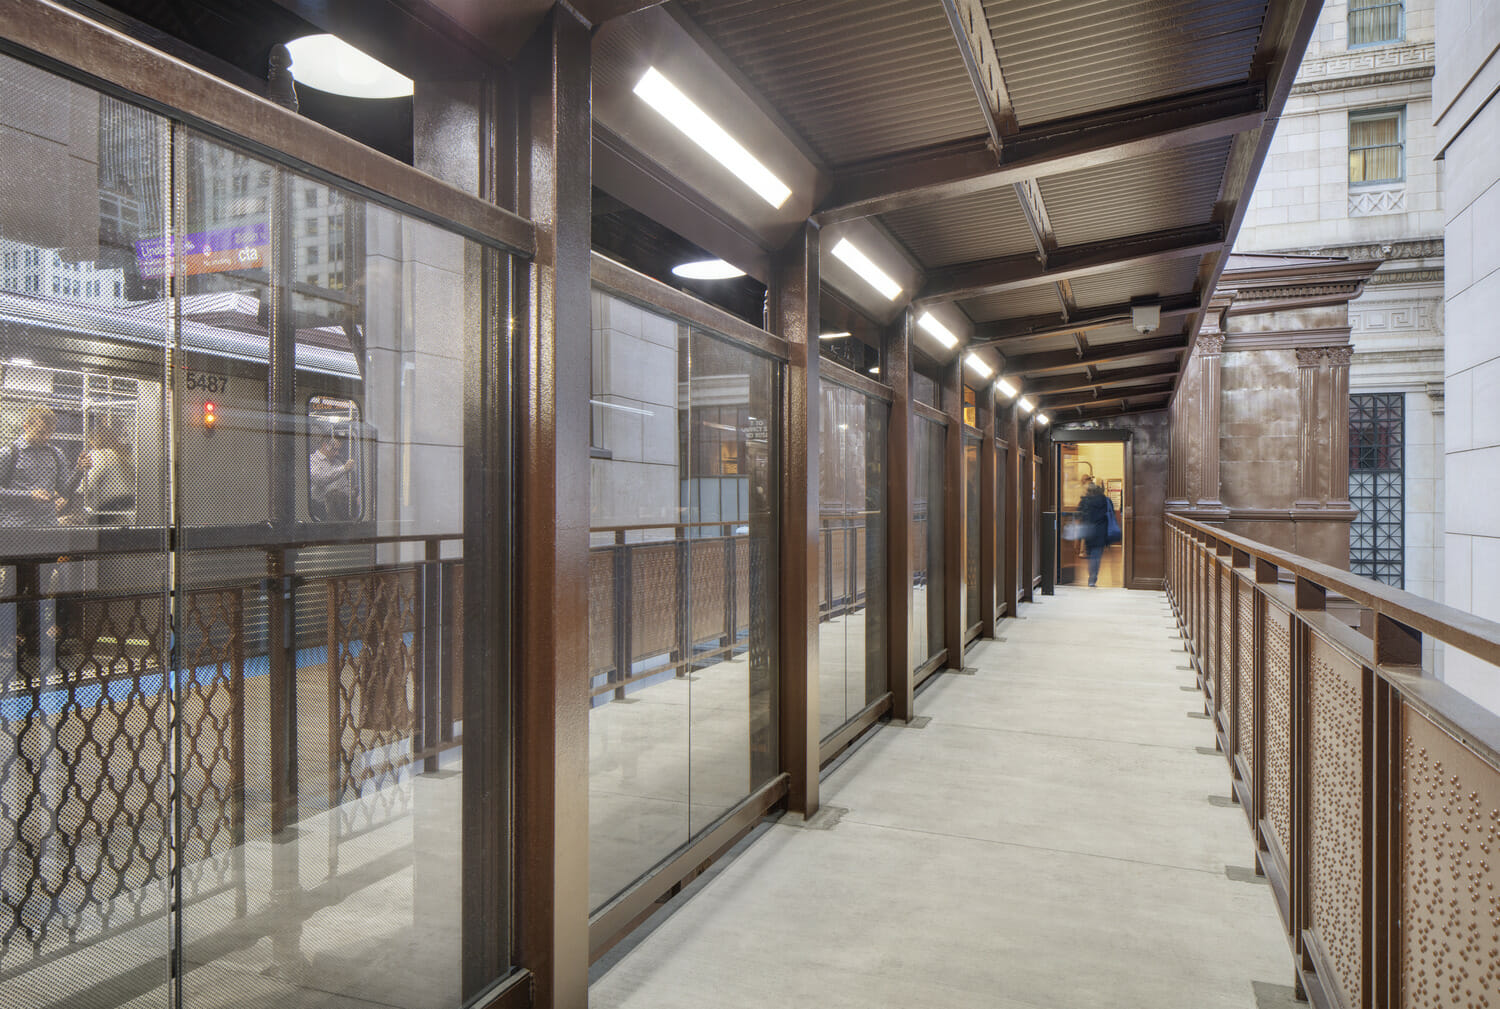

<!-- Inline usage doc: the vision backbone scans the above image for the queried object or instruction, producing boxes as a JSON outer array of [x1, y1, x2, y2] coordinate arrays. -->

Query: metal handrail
[[1168, 514, 1500, 668]]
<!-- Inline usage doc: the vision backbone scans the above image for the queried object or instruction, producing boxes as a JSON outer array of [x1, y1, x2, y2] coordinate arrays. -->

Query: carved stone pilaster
[[1196, 334, 1225, 509], [1295, 347, 1323, 508], [1325, 346, 1353, 506]]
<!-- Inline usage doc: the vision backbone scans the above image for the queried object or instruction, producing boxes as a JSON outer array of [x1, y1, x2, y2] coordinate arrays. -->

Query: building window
[[1348, 0, 1403, 46], [1349, 108, 1404, 185], [1349, 392, 1404, 587]]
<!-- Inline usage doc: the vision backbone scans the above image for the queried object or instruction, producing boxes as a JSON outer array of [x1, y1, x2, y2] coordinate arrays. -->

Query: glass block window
[[1349, 109, 1404, 184], [1349, 392, 1404, 587], [1349, 0, 1403, 46]]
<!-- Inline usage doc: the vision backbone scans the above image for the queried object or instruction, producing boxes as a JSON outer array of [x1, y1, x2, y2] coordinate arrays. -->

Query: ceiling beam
[[815, 81, 1266, 225], [1022, 363, 1182, 397], [918, 224, 1223, 305], [1055, 396, 1173, 423], [1001, 335, 1185, 377], [1039, 380, 1176, 411], [971, 293, 1201, 348], [572, 0, 669, 25]]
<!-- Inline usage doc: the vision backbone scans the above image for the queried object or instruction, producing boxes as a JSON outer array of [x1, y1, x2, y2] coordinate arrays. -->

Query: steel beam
[[816, 82, 1266, 224], [1022, 362, 1182, 397], [1001, 335, 1186, 377], [971, 293, 1201, 347], [918, 224, 1224, 305], [1039, 380, 1176, 411]]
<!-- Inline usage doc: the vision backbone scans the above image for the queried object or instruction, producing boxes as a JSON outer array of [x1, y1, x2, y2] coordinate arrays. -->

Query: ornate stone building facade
[[1234, 0, 1444, 602]]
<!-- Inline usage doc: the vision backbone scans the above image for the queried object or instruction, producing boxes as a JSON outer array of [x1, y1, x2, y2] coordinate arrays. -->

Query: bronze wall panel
[[1218, 349, 1300, 511], [1400, 707, 1500, 1008], [1307, 636, 1365, 1009], [1264, 603, 1292, 856]]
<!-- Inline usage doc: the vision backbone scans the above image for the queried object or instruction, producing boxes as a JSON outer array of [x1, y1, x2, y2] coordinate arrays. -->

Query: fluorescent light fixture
[[672, 259, 745, 280], [964, 353, 994, 379], [996, 377, 1019, 399], [868, 366, 881, 375], [633, 67, 791, 208], [590, 399, 654, 417], [818, 331, 851, 341], [916, 311, 958, 349], [1018, 396, 1035, 414], [1036, 413, 1050, 426], [286, 34, 414, 99], [832, 239, 902, 300]]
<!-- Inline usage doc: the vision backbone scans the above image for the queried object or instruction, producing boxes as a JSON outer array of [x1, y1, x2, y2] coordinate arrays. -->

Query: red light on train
[[203, 401, 217, 430]]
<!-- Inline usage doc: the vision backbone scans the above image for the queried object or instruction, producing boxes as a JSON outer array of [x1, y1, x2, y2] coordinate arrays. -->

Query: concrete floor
[[590, 586, 1297, 1009]]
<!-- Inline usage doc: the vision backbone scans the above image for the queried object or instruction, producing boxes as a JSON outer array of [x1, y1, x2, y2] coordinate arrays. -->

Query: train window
[[307, 394, 364, 521]]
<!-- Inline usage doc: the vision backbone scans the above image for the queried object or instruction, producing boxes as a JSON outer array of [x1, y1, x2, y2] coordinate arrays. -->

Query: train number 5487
[[184, 370, 229, 394]]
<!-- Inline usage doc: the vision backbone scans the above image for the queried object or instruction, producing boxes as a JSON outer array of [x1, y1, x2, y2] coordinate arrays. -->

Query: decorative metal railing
[[1168, 515, 1500, 1009], [0, 536, 463, 976], [587, 523, 767, 700]]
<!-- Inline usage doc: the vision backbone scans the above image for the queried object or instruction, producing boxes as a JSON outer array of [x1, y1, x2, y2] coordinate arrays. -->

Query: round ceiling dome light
[[285, 35, 414, 99], [671, 259, 745, 280]]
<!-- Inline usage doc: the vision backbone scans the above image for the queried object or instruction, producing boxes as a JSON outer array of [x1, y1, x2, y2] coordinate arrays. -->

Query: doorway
[[1057, 440, 1127, 588]]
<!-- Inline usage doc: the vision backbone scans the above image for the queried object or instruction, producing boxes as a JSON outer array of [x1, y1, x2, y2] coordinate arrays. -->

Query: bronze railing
[[0, 538, 463, 975], [587, 522, 765, 700], [1168, 515, 1500, 1009], [819, 514, 871, 623]]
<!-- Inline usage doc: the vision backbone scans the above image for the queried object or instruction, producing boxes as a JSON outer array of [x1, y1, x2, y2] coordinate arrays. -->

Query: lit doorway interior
[[1057, 440, 1126, 588]]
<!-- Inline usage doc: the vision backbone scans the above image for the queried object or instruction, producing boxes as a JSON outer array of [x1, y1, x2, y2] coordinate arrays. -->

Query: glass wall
[[995, 444, 1008, 617], [965, 433, 980, 632], [0, 53, 509, 1009], [910, 417, 946, 669], [816, 379, 888, 739], [587, 289, 780, 910]]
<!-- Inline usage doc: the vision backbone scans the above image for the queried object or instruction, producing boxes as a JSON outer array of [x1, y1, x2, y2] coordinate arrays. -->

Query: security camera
[[1131, 302, 1161, 335]]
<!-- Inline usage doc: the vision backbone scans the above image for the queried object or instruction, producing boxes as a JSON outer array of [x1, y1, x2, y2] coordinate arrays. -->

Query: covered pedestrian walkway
[[590, 586, 1295, 1009]]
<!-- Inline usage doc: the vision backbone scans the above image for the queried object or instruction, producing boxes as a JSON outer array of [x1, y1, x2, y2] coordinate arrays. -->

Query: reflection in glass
[[911, 417, 945, 669], [587, 290, 780, 910], [816, 379, 888, 739], [0, 51, 508, 1008], [995, 445, 1008, 616], [965, 435, 980, 631]]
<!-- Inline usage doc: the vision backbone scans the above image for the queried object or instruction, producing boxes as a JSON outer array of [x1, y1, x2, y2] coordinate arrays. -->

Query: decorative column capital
[[1198, 333, 1225, 355], [1324, 345, 1354, 366], [1295, 347, 1325, 368]]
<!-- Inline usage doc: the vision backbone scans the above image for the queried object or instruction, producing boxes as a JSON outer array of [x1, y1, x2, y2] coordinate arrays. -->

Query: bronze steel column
[[1002, 400, 1019, 615], [1294, 347, 1323, 508], [513, 10, 591, 1007], [1326, 345, 1353, 506], [772, 221, 821, 816], [1019, 417, 1035, 603], [1196, 333, 1225, 509], [886, 314, 915, 720], [979, 384, 997, 637], [943, 358, 964, 665]]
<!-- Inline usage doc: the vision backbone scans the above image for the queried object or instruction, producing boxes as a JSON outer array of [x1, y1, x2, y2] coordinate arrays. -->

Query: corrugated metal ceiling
[[1068, 259, 1202, 310], [676, 0, 988, 167], [881, 186, 1036, 268], [959, 283, 1066, 322], [985, 0, 1268, 127], [1040, 137, 1233, 247]]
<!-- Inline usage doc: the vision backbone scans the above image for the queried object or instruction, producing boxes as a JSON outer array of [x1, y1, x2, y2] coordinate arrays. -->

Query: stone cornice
[[1294, 42, 1434, 84], [1263, 239, 1443, 263], [1368, 268, 1445, 287], [1223, 327, 1352, 353], [1291, 64, 1435, 96]]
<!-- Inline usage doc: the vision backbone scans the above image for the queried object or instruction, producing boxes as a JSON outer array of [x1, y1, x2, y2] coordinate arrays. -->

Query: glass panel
[[965, 436, 980, 630], [911, 417, 945, 668], [0, 58, 173, 1008], [588, 290, 780, 909], [995, 445, 1007, 615], [174, 139, 502, 1007], [816, 379, 888, 741], [1349, 0, 1402, 44], [1349, 113, 1402, 183]]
